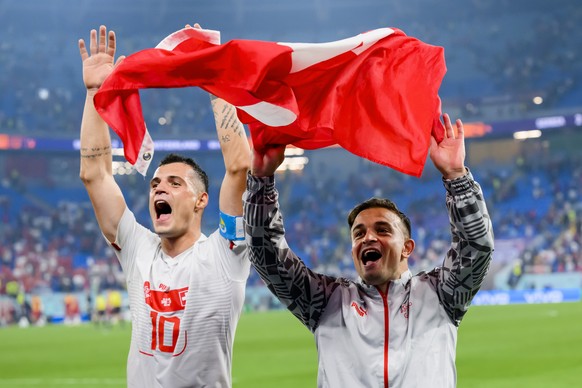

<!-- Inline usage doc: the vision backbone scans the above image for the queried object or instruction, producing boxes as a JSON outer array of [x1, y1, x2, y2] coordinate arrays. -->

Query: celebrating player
[[243, 114, 494, 387], [78, 25, 251, 387]]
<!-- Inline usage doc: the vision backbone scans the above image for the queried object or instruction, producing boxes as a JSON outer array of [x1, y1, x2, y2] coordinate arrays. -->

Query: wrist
[[442, 168, 474, 195], [86, 88, 99, 97], [250, 169, 274, 178], [442, 167, 467, 181]]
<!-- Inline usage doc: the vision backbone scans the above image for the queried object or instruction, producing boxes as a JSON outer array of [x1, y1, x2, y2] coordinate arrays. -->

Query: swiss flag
[[94, 27, 446, 177]]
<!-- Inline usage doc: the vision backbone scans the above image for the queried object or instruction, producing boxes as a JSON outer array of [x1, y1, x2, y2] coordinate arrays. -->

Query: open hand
[[78, 25, 124, 92], [429, 113, 467, 180]]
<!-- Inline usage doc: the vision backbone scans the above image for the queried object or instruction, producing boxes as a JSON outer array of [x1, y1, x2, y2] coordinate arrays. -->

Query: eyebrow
[[149, 175, 184, 186], [352, 220, 392, 231]]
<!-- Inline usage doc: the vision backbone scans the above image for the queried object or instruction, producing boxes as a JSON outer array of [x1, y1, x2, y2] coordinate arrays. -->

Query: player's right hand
[[78, 25, 125, 92]]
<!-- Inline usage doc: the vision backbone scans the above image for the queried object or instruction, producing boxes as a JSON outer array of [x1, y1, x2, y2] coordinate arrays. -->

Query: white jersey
[[111, 208, 250, 388]]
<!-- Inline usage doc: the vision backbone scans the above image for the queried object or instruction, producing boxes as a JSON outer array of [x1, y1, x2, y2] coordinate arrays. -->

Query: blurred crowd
[[273, 143, 582, 284], [1, 0, 581, 138], [1, 0, 581, 323], [1, 138, 580, 302]]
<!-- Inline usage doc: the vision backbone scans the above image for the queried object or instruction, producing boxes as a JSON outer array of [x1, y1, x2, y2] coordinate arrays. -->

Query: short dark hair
[[158, 153, 209, 193], [347, 197, 412, 238]]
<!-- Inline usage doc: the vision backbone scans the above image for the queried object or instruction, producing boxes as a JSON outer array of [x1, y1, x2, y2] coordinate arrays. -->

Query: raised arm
[[429, 114, 494, 325], [243, 146, 341, 331], [210, 95, 250, 216], [78, 25, 126, 243], [183, 22, 251, 217]]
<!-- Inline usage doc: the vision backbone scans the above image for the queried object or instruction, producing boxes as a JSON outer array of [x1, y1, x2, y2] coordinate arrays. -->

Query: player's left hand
[[429, 113, 467, 180]]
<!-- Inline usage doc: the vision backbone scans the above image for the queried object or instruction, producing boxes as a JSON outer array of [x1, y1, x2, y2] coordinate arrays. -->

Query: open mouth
[[154, 200, 172, 220], [361, 249, 382, 265]]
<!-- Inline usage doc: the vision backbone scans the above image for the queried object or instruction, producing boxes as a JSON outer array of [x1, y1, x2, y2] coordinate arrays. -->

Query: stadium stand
[[0, 0, 580, 322]]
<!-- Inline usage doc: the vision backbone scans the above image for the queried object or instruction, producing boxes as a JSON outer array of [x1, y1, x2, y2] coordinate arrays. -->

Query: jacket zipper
[[378, 284, 390, 388]]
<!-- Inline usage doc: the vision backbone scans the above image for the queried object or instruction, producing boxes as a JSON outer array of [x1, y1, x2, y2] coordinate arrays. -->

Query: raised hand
[[429, 113, 467, 180], [78, 25, 124, 92], [251, 145, 286, 177]]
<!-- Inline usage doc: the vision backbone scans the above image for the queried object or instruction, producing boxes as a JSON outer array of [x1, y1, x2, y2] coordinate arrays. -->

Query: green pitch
[[0, 303, 580, 387]]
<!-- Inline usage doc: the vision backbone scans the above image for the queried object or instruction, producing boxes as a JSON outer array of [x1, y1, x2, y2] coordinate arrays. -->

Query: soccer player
[[106, 289, 123, 326], [63, 293, 81, 326], [93, 293, 107, 327], [78, 25, 251, 387], [243, 114, 494, 387]]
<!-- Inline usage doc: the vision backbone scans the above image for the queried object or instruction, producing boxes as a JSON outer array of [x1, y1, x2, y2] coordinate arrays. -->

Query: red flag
[[94, 27, 446, 177]]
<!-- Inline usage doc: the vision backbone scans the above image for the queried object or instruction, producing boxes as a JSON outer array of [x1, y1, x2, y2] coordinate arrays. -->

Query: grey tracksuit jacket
[[243, 171, 494, 388]]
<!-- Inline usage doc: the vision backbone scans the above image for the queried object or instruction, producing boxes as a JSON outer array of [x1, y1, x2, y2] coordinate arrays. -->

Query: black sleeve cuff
[[247, 172, 276, 196], [442, 168, 475, 196]]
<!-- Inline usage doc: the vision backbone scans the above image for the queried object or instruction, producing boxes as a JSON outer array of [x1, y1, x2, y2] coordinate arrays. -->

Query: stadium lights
[[112, 161, 137, 176], [112, 147, 137, 175], [513, 130, 542, 140], [111, 148, 125, 156], [284, 147, 305, 156], [278, 156, 309, 171], [277, 147, 309, 172], [37, 88, 50, 100]]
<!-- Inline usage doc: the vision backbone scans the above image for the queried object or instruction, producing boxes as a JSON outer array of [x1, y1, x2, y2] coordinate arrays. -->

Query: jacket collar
[[356, 270, 413, 298]]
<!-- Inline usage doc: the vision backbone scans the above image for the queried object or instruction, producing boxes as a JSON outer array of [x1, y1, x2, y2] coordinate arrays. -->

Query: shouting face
[[350, 207, 414, 293], [148, 162, 206, 239]]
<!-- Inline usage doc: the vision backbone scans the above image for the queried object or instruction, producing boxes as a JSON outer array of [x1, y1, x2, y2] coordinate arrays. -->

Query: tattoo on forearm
[[211, 98, 245, 141], [220, 107, 244, 135], [80, 146, 112, 158]]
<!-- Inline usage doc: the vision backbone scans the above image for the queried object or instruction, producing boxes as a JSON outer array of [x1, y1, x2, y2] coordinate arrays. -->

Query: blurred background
[[0, 0, 580, 326]]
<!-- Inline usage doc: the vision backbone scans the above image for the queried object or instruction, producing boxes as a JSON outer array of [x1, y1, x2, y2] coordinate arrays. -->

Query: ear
[[401, 238, 415, 260], [194, 192, 209, 212]]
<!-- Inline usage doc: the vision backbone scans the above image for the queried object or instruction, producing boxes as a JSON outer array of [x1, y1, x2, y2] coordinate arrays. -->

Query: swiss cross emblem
[[179, 290, 188, 307], [161, 297, 171, 307], [400, 301, 412, 319]]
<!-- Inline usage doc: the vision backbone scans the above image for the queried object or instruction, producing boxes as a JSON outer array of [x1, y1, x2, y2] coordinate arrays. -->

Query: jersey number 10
[[150, 311, 181, 353]]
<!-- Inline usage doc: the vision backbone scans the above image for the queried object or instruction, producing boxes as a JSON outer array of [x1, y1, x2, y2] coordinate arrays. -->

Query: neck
[[376, 283, 389, 295], [376, 268, 409, 294], [160, 231, 201, 258]]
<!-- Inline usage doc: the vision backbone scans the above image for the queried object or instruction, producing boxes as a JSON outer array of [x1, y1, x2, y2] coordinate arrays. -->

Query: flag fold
[[94, 27, 446, 177]]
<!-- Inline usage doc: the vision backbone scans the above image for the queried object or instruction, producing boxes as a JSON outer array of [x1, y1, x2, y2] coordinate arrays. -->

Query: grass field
[[0, 302, 580, 387]]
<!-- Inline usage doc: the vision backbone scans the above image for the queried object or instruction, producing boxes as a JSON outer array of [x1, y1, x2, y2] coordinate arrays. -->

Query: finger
[[455, 118, 464, 139], [429, 135, 438, 150], [185, 24, 191, 28], [107, 30, 116, 57], [89, 29, 97, 55], [194, 23, 201, 29], [78, 39, 89, 61], [98, 25, 107, 53], [114, 55, 126, 67], [442, 113, 454, 139]]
